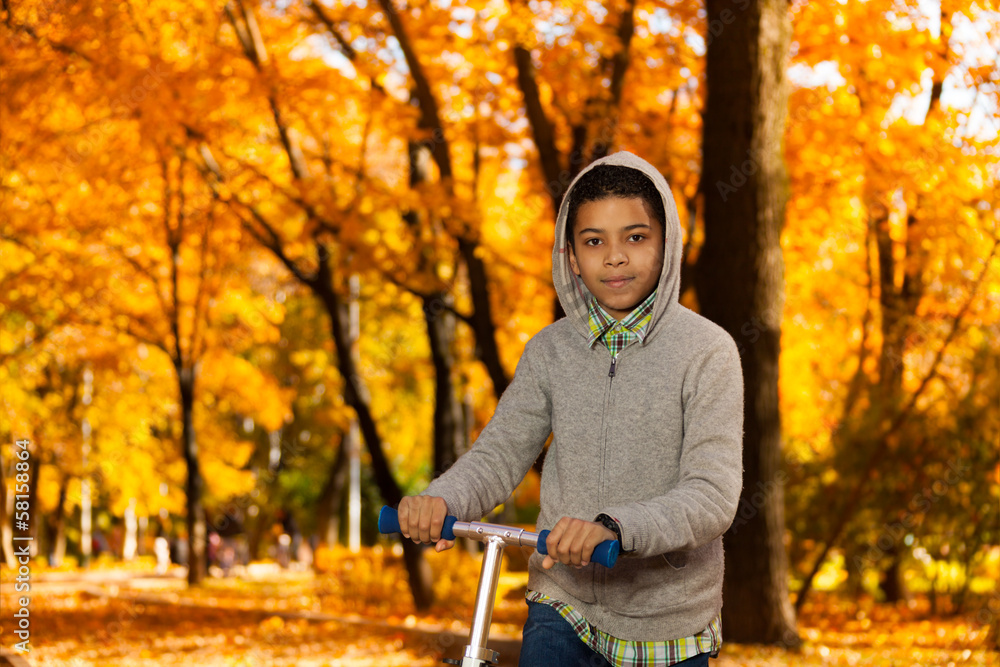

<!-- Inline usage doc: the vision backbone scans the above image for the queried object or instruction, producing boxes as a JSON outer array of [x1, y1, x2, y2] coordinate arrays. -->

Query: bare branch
[[238, 202, 317, 288], [373, 0, 452, 179], [388, 277, 473, 327], [109, 245, 173, 321], [236, 0, 268, 65], [840, 219, 875, 420], [512, 41, 562, 210], [165, 157, 185, 368], [590, 0, 637, 162], [226, 0, 309, 180], [892, 232, 1000, 428], [305, 0, 389, 99], [306, 0, 357, 61], [189, 166, 216, 363], [222, 151, 329, 227], [190, 140, 321, 289], [0, 326, 50, 368], [224, 1, 258, 66], [0, 232, 32, 251]]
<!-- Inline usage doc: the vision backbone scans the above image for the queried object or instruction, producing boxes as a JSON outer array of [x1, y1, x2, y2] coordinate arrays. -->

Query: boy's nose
[[605, 247, 627, 266]]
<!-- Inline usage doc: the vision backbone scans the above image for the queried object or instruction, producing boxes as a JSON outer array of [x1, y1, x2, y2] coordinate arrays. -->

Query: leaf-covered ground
[[2, 549, 996, 666]]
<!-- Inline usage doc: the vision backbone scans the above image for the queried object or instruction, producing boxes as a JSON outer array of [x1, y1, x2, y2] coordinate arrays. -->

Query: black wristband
[[595, 513, 622, 543]]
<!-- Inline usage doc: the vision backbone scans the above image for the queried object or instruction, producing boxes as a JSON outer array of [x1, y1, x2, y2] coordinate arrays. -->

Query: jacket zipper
[[602, 352, 617, 499], [599, 351, 617, 609]]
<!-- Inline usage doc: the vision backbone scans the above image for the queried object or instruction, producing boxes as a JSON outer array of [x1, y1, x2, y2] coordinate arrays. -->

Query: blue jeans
[[518, 601, 712, 667]]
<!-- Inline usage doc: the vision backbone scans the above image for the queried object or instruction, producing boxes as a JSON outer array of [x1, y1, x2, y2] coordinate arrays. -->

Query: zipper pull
[[608, 356, 617, 378]]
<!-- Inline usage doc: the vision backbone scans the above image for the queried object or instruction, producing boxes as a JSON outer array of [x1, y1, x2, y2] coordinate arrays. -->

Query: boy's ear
[[567, 242, 581, 276]]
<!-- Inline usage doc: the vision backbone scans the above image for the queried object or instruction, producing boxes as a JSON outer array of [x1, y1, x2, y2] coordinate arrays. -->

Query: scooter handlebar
[[378, 505, 458, 540], [536, 529, 619, 569], [378, 506, 619, 568]]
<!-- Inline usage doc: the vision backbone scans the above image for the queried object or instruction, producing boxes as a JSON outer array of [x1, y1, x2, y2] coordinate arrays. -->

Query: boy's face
[[567, 197, 665, 321]]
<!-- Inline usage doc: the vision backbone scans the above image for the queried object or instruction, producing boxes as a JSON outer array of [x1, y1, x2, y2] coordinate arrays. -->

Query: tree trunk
[[26, 446, 39, 551], [878, 544, 905, 604], [427, 297, 462, 476], [178, 365, 207, 585], [0, 446, 15, 568], [697, 0, 798, 645], [456, 238, 509, 397], [512, 0, 636, 324], [247, 505, 270, 562], [402, 136, 465, 476], [46, 475, 69, 567], [314, 244, 435, 609], [315, 433, 348, 547]]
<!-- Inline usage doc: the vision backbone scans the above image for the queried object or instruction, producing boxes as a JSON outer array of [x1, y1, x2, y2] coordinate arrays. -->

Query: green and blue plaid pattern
[[526, 591, 721, 666], [586, 290, 658, 356]]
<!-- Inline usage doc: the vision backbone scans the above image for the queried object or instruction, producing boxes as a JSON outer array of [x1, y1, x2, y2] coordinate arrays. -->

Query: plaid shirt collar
[[586, 290, 658, 351]]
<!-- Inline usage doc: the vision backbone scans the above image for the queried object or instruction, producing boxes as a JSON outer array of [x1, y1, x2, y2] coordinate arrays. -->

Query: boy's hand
[[542, 517, 616, 569], [397, 496, 455, 552]]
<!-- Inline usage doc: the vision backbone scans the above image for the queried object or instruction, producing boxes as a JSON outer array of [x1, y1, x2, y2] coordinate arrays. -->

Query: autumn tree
[[1, 0, 291, 584], [781, 0, 1000, 611], [695, 0, 799, 646]]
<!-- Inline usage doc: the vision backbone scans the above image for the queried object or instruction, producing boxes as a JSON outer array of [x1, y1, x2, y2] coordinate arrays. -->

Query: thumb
[[435, 539, 455, 552]]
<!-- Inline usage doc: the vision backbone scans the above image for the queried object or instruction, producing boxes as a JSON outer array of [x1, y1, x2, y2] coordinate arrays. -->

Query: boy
[[399, 151, 743, 666]]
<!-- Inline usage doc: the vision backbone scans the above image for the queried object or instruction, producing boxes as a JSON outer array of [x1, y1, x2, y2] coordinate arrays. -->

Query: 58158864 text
[[12, 438, 33, 653]]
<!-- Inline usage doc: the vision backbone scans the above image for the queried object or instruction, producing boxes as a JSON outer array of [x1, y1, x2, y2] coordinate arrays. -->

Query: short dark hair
[[565, 165, 667, 247]]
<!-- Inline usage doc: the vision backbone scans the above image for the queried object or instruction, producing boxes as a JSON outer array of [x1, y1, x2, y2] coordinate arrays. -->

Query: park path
[[9, 569, 993, 666], [80, 576, 524, 664], [4, 569, 523, 665]]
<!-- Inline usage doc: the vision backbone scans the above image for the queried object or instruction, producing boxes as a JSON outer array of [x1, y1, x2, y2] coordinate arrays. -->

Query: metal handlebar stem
[[449, 521, 543, 666]]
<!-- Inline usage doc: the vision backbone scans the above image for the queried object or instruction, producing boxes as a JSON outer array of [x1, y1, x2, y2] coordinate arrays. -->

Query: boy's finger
[[418, 510, 436, 543], [397, 500, 412, 538], [544, 528, 562, 557]]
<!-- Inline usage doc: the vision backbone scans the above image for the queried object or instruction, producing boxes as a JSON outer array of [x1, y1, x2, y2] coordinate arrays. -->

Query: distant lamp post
[[348, 273, 361, 553]]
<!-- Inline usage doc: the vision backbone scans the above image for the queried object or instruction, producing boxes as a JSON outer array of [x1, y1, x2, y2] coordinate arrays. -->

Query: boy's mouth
[[602, 276, 633, 289]]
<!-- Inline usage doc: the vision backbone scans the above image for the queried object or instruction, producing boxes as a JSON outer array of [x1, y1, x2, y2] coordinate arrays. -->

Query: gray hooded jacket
[[424, 151, 744, 641]]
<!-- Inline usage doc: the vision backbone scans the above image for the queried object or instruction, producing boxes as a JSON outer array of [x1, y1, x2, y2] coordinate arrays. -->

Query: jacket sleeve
[[598, 335, 744, 557], [422, 338, 552, 522]]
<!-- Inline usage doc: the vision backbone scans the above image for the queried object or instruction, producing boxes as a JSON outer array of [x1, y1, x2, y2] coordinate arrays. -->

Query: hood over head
[[552, 151, 683, 342]]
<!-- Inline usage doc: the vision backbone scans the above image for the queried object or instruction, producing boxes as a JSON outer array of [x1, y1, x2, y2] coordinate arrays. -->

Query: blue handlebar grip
[[377, 506, 458, 541], [440, 516, 457, 541], [592, 540, 620, 568], [536, 529, 619, 568], [378, 506, 400, 534], [537, 529, 551, 554]]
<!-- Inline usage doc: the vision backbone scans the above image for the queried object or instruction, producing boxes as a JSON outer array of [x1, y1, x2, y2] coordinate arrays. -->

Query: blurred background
[[1, 0, 998, 665]]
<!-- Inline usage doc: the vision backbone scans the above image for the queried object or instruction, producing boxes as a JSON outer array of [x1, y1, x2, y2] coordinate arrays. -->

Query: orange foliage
[[1, 0, 997, 633]]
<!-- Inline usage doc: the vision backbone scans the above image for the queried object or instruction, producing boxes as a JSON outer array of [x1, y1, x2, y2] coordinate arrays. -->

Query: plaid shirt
[[530, 290, 721, 665], [586, 291, 657, 355], [526, 591, 721, 666]]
